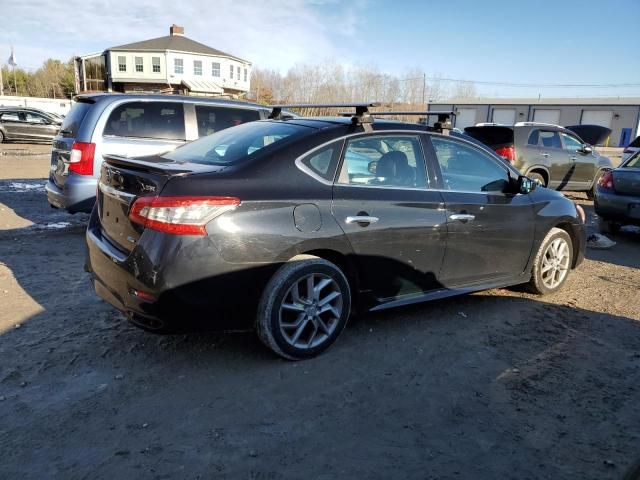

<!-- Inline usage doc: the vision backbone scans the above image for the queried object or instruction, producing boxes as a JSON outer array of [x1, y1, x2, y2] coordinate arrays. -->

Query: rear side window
[[59, 101, 92, 137], [163, 121, 308, 165], [103, 101, 185, 140], [624, 153, 640, 168], [431, 137, 509, 193], [195, 105, 260, 137], [338, 135, 428, 188], [300, 144, 342, 181], [538, 130, 562, 149], [0, 112, 21, 122]]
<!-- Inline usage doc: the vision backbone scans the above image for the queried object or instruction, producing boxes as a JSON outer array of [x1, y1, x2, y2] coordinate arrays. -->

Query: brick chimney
[[170, 24, 184, 36]]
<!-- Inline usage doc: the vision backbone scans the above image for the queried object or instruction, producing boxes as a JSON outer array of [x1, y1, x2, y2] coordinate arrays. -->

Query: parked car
[[622, 135, 640, 163], [86, 106, 586, 360], [464, 122, 614, 198], [46, 94, 274, 213], [594, 151, 640, 233], [0, 107, 62, 143]]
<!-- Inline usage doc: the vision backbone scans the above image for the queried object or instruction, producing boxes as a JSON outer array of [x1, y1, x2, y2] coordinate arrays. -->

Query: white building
[[76, 25, 251, 97]]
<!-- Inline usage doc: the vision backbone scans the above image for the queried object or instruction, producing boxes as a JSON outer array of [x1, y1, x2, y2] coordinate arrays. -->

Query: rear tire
[[527, 227, 573, 295], [0, 130, 4, 143], [598, 217, 621, 234], [528, 172, 547, 187], [256, 255, 351, 360]]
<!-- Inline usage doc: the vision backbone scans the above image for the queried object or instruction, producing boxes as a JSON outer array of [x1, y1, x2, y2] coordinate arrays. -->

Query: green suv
[[465, 122, 613, 198]]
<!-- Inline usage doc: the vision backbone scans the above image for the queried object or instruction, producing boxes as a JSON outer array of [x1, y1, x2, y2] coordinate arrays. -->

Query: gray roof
[[109, 35, 249, 64], [431, 97, 640, 106]]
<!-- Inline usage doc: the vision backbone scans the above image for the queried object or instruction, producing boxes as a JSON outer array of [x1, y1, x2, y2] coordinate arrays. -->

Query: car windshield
[[163, 121, 310, 165]]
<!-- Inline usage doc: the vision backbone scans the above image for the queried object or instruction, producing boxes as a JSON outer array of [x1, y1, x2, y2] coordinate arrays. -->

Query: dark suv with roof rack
[[464, 122, 613, 198], [86, 104, 586, 360]]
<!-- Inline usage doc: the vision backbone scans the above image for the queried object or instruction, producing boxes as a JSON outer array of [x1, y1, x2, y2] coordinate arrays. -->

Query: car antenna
[[268, 103, 381, 130]]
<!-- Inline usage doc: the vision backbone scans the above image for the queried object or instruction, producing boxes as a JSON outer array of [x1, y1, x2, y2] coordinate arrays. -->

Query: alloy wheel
[[278, 273, 343, 349], [541, 237, 570, 289]]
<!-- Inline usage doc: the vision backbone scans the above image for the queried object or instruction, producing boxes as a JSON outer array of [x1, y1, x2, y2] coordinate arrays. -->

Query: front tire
[[528, 227, 573, 295], [256, 255, 351, 360]]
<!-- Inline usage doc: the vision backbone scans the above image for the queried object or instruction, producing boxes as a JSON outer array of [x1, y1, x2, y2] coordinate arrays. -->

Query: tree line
[[0, 57, 478, 108], [248, 63, 477, 108], [1, 58, 75, 98]]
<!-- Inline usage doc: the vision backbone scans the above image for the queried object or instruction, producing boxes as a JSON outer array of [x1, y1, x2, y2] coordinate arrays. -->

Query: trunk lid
[[97, 154, 224, 253], [50, 99, 94, 188], [612, 168, 640, 197]]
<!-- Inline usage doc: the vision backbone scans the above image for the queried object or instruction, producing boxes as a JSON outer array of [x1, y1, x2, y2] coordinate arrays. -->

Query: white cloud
[[0, 0, 368, 72]]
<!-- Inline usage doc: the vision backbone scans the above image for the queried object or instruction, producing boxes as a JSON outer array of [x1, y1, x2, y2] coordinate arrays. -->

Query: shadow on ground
[[0, 225, 639, 480]]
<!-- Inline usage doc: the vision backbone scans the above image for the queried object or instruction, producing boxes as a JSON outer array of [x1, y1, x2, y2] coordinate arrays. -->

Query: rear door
[[528, 129, 571, 189], [331, 133, 447, 300], [427, 135, 535, 286]]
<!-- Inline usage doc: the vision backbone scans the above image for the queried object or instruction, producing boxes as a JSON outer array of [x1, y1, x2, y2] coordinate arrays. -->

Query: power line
[[392, 75, 640, 89]]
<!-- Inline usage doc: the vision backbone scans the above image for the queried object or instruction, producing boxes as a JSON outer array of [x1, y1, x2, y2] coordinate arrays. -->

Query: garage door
[[491, 108, 516, 125], [454, 108, 477, 129], [581, 110, 613, 128], [533, 109, 561, 125]]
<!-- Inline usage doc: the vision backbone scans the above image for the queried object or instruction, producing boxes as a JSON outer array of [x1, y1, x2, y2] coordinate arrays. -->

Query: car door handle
[[449, 214, 475, 222], [345, 216, 379, 225], [541, 153, 550, 158]]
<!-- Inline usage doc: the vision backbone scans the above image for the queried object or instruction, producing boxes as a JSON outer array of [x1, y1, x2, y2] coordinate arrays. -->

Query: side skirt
[[368, 273, 531, 312]]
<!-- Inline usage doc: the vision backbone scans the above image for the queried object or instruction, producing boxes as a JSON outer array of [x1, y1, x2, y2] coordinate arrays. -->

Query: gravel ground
[[0, 145, 639, 480]]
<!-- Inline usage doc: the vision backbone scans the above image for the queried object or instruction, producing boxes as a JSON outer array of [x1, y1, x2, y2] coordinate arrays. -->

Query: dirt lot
[[1, 144, 639, 480]]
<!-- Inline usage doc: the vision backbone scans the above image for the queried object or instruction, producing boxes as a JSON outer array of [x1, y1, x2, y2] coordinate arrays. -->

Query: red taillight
[[68, 141, 96, 176], [597, 170, 614, 191], [495, 145, 515, 162], [128, 196, 241, 236]]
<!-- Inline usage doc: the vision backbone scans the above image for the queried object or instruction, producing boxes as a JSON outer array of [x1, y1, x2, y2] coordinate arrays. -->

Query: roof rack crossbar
[[268, 102, 381, 123]]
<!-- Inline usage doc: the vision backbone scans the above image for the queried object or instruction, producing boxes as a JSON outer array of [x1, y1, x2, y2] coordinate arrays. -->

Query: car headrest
[[376, 151, 409, 180]]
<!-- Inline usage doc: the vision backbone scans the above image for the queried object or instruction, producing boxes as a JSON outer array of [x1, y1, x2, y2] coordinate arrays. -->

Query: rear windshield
[[59, 101, 92, 138], [464, 126, 514, 147], [624, 153, 640, 168], [163, 121, 310, 166]]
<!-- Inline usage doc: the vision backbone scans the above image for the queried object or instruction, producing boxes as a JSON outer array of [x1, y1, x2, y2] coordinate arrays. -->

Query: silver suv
[[46, 94, 271, 213]]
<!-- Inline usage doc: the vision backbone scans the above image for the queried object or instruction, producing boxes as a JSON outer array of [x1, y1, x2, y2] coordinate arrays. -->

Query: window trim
[[135, 56, 144, 73], [229, 64, 234, 79], [212, 62, 221, 77], [152, 56, 161, 73], [118, 56, 127, 72]]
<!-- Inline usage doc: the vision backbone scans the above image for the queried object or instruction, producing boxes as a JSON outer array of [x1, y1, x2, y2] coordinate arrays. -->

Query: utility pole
[[421, 73, 426, 107], [0, 67, 3, 96]]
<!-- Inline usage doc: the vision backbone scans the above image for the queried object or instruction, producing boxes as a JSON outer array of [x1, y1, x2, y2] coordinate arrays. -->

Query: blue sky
[[1, 0, 638, 97]]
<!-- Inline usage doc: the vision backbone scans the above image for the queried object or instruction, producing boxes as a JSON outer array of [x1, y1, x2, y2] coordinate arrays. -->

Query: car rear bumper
[[85, 210, 275, 331], [46, 174, 97, 213], [594, 188, 640, 225]]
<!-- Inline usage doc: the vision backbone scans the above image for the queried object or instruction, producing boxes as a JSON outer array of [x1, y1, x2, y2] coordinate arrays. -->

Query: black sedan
[[595, 152, 640, 233], [86, 106, 586, 360]]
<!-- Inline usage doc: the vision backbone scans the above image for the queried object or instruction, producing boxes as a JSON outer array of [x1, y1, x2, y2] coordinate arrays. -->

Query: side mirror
[[580, 144, 593, 154], [518, 175, 537, 194]]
